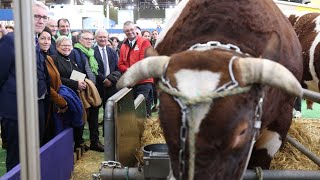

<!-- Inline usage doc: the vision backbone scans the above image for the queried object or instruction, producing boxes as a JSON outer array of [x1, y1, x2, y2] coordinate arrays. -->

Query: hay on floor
[[270, 119, 320, 170], [135, 117, 166, 164], [71, 150, 104, 180], [138, 118, 320, 170]]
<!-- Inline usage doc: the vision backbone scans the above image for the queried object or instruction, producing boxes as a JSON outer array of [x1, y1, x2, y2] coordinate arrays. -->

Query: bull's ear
[[261, 32, 281, 62], [145, 46, 159, 57]]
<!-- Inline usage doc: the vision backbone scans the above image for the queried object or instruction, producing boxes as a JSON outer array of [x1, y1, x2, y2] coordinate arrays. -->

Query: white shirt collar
[[129, 38, 136, 45], [98, 45, 106, 50]]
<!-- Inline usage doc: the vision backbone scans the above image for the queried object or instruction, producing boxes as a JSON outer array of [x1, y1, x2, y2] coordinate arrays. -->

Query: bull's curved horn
[[237, 57, 303, 97], [116, 56, 170, 89]]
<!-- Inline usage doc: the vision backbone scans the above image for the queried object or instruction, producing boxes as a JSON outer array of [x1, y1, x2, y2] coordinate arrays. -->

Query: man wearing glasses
[[0, 1, 50, 171], [118, 21, 153, 118], [72, 30, 105, 152]]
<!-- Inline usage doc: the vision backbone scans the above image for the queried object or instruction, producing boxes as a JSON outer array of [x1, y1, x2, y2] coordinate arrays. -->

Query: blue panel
[[0, 9, 13, 21], [1, 128, 74, 180]]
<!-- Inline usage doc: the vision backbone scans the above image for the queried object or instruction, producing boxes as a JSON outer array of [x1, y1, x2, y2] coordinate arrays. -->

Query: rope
[[188, 118, 196, 180], [255, 167, 263, 180], [158, 81, 252, 105]]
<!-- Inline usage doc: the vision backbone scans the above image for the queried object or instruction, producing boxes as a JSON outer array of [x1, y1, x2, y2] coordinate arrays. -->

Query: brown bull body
[[118, 0, 303, 179], [289, 13, 320, 109]]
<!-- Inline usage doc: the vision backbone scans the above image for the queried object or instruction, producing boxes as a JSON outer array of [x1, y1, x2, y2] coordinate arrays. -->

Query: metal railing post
[[14, 0, 41, 179]]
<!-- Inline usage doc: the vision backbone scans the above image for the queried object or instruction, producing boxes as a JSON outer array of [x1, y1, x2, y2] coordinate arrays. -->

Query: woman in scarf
[[38, 27, 68, 143], [72, 30, 104, 152]]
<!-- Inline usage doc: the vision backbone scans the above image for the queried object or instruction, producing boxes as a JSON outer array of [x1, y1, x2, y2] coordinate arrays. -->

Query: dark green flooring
[[0, 146, 5, 176], [299, 100, 320, 119], [0, 101, 319, 176]]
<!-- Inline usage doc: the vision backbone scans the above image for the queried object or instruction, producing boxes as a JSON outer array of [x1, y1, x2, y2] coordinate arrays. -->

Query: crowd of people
[[0, 0, 160, 172]]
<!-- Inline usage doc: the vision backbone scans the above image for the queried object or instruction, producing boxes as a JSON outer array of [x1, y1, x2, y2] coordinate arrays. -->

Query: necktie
[[35, 36, 38, 45], [130, 41, 134, 48], [102, 48, 110, 76]]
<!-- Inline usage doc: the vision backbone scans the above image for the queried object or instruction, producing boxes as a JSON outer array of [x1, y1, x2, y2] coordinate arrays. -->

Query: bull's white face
[[116, 45, 302, 179], [174, 69, 221, 133], [175, 70, 221, 98]]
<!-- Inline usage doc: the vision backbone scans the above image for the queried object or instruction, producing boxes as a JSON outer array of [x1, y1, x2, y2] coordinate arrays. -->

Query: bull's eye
[[239, 129, 246, 136], [231, 122, 249, 149]]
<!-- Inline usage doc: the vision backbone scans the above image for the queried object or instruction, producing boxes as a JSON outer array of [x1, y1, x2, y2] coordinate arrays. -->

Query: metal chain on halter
[[254, 93, 264, 137], [159, 41, 256, 180], [160, 80, 251, 179], [240, 92, 264, 180], [158, 82, 252, 106], [179, 108, 188, 180], [157, 56, 252, 106], [161, 76, 189, 180], [189, 41, 248, 56]]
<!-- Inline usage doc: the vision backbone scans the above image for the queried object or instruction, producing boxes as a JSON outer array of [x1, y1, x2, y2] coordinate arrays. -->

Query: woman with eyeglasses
[[38, 27, 69, 142], [52, 35, 87, 150], [53, 36, 86, 92]]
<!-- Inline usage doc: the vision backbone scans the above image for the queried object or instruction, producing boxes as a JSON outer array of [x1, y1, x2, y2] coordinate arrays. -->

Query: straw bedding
[[72, 118, 319, 179], [270, 119, 320, 170], [139, 118, 320, 170]]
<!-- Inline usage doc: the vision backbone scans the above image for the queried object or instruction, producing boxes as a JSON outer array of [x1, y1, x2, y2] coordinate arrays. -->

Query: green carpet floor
[[299, 100, 320, 118], [0, 147, 5, 176], [0, 100, 319, 177]]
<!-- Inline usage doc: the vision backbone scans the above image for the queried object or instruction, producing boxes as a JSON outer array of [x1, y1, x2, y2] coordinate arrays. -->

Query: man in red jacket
[[118, 21, 153, 117]]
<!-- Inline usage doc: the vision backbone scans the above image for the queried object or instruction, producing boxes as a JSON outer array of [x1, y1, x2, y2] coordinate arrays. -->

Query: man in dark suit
[[0, 1, 50, 171], [94, 29, 120, 132], [0, 27, 17, 171]]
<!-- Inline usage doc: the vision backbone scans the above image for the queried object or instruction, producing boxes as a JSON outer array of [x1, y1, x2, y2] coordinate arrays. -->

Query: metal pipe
[[14, 0, 41, 179], [96, 167, 320, 180], [104, 100, 115, 161], [134, 94, 145, 109], [286, 135, 320, 166], [244, 170, 320, 180], [98, 167, 144, 180], [302, 88, 320, 103]]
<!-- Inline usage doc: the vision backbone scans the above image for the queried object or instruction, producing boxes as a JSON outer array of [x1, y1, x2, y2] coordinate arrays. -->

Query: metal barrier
[[1, 128, 74, 180], [104, 88, 147, 167]]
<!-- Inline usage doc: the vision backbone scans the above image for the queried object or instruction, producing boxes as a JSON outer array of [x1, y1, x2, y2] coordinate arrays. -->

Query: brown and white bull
[[118, 0, 303, 179], [288, 12, 320, 109]]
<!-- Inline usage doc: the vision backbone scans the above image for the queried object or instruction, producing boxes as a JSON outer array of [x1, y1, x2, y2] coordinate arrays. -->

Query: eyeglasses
[[34, 14, 48, 21], [60, 44, 72, 48], [48, 25, 58, 28], [124, 28, 135, 33], [82, 37, 94, 41], [97, 36, 108, 39]]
